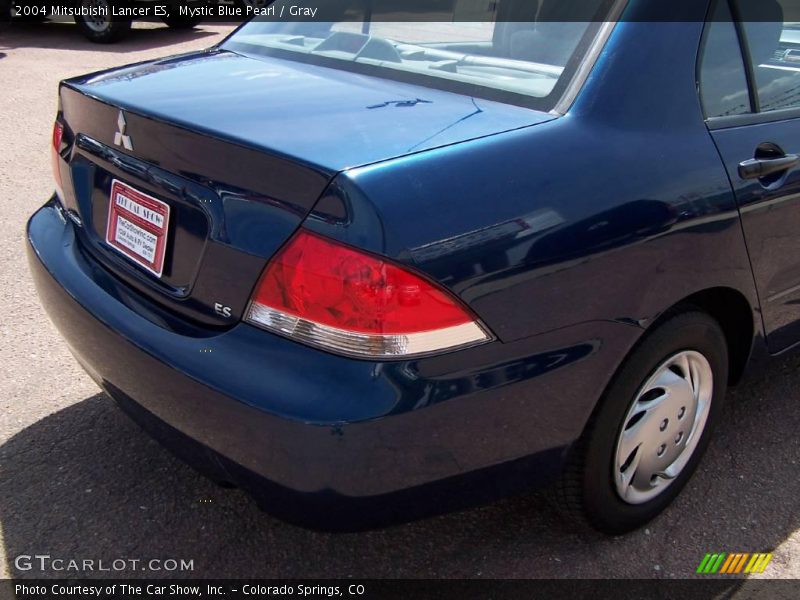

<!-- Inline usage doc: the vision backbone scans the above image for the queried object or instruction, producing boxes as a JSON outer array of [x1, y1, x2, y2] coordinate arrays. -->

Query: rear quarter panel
[[305, 19, 760, 346]]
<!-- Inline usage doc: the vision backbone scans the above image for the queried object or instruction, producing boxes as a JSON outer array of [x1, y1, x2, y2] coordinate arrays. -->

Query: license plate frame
[[105, 179, 171, 278]]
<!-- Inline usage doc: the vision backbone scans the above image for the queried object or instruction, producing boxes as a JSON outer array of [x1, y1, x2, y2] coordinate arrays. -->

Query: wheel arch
[[649, 286, 756, 386]]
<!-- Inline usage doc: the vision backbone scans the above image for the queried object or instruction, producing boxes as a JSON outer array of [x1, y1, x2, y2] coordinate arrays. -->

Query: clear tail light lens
[[51, 121, 64, 196], [245, 230, 491, 359]]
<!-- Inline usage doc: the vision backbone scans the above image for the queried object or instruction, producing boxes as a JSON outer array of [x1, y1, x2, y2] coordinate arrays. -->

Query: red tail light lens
[[245, 230, 491, 358], [51, 121, 64, 194]]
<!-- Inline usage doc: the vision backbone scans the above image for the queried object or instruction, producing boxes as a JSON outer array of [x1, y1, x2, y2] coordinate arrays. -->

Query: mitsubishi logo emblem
[[113, 111, 133, 151]]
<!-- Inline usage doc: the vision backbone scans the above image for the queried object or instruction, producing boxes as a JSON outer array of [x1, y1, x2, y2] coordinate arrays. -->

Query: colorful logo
[[696, 552, 773, 574]]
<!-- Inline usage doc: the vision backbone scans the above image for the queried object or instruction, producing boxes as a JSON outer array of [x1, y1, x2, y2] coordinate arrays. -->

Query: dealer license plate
[[105, 179, 170, 278]]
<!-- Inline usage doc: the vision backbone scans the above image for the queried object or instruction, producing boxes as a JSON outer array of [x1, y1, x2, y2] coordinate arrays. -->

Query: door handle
[[738, 154, 800, 180]]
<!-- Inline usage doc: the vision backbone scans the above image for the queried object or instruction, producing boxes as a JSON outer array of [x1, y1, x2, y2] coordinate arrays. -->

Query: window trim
[[707, 106, 800, 130], [551, 0, 629, 115], [728, 0, 763, 113]]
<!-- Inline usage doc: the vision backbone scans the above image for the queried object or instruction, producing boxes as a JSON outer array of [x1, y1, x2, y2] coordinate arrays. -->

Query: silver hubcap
[[613, 350, 713, 504], [82, 0, 110, 31]]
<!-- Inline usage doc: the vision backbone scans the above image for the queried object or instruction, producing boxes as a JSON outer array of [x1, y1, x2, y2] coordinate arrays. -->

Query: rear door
[[700, 0, 800, 351]]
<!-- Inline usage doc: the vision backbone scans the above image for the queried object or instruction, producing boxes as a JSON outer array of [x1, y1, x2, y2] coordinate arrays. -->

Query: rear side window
[[737, 0, 800, 112], [699, 0, 751, 118]]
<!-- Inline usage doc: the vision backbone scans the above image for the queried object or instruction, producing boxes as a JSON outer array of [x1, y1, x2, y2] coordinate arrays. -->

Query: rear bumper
[[26, 199, 640, 529]]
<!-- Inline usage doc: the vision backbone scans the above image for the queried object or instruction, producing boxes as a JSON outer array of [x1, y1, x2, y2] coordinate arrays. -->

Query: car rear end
[[27, 1, 632, 529]]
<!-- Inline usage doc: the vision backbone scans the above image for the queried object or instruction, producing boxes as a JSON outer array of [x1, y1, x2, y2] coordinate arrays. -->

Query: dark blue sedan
[[25, 0, 800, 533]]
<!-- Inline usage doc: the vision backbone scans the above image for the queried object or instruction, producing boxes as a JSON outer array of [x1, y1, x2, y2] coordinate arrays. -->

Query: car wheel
[[160, 13, 202, 29], [556, 310, 728, 534], [74, 0, 131, 43]]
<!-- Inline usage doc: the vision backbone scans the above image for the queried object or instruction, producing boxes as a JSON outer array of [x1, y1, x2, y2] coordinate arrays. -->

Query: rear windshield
[[222, 0, 616, 110]]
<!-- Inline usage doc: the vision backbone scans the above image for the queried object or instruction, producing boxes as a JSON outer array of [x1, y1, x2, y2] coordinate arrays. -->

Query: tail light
[[51, 121, 64, 197], [245, 230, 491, 359]]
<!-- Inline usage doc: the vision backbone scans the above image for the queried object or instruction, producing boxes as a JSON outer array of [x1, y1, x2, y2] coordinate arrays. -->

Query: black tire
[[555, 310, 729, 534], [74, 12, 131, 43], [160, 13, 202, 29]]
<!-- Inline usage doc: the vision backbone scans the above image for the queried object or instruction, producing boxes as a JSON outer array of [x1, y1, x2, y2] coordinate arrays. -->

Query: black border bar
[[2, 579, 799, 600], [10, 0, 800, 23]]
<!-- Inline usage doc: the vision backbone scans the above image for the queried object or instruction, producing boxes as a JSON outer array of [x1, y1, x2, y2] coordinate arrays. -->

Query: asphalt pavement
[[0, 17, 798, 581]]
